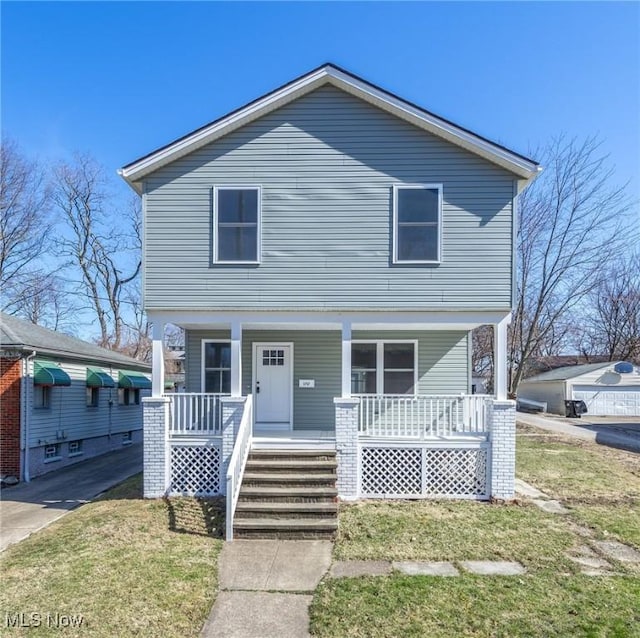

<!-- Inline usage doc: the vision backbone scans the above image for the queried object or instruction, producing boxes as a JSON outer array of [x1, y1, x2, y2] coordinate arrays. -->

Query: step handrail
[[225, 394, 253, 541]]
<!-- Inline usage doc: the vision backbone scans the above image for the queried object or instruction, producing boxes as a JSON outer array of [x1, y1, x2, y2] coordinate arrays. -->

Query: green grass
[[310, 425, 640, 637], [310, 574, 640, 638], [337, 500, 575, 573], [517, 425, 640, 548], [0, 475, 223, 637]]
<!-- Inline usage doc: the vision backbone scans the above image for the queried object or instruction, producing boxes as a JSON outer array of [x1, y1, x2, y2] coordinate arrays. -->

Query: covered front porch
[[141, 310, 516, 527]]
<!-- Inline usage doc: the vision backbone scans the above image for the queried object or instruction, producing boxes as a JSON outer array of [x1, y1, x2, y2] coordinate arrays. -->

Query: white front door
[[254, 344, 293, 430]]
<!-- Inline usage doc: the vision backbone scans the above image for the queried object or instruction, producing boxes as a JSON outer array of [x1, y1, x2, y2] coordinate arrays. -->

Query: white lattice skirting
[[170, 443, 221, 496], [360, 444, 489, 499]]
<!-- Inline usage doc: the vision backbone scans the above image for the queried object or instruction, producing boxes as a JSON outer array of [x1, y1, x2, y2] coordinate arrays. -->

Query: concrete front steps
[[234, 449, 338, 540]]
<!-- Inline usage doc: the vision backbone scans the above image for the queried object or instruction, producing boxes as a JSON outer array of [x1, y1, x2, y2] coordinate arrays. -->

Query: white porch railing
[[226, 394, 253, 541], [358, 394, 491, 438], [166, 393, 228, 436]]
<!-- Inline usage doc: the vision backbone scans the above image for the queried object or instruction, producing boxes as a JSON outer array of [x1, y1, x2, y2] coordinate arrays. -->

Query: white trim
[[148, 309, 513, 332], [212, 185, 262, 265], [494, 316, 510, 401], [392, 183, 442, 264], [341, 321, 352, 398], [201, 339, 232, 393], [119, 65, 539, 191], [352, 339, 419, 395], [252, 342, 294, 430]]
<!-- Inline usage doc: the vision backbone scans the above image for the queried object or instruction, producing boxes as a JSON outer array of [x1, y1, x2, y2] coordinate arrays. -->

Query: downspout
[[22, 350, 37, 483]]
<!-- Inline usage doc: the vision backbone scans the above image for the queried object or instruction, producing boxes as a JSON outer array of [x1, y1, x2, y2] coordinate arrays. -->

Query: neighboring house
[[119, 64, 540, 538], [524, 355, 611, 378], [0, 312, 151, 482], [518, 361, 640, 417]]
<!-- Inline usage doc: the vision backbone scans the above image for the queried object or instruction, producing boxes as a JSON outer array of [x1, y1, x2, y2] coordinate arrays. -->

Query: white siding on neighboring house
[[519, 363, 640, 417], [28, 359, 149, 447]]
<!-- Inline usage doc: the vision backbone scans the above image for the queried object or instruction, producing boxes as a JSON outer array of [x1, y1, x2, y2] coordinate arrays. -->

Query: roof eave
[[119, 64, 540, 190]]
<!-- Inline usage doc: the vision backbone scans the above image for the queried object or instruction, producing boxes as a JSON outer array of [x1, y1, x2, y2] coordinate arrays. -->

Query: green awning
[[87, 367, 115, 388], [34, 361, 71, 386], [118, 371, 152, 389]]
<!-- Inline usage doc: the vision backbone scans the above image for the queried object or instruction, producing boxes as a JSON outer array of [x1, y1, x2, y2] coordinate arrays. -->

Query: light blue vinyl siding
[[185, 329, 469, 431], [28, 359, 148, 447], [144, 86, 515, 311]]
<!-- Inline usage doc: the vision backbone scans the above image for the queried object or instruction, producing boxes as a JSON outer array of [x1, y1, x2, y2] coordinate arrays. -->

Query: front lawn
[[517, 425, 640, 549], [310, 426, 640, 637], [0, 475, 223, 637]]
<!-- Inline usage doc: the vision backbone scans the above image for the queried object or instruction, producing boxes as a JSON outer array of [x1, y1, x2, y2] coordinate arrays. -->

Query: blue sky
[[2, 1, 639, 202]]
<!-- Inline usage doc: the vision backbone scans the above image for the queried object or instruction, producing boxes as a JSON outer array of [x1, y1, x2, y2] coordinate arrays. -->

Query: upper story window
[[214, 186, 261, 263], [393, 184, 442, 264]]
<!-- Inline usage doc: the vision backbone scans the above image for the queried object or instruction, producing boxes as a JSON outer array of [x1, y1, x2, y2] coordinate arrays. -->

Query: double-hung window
[[214, 186, 261, 263], [351, 342, 417, 395], [393, 184, 442, 263], [202, 341, 231, 393]]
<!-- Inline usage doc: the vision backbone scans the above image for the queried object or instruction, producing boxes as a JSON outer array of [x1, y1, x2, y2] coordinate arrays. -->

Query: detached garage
[[518, 361, 640, 417]]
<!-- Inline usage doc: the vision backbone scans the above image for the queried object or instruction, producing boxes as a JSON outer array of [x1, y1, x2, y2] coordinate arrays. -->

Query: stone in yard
[[514, 479, 549, 499], [459, 561, 526, 576], [592, 540, 640, 564], [567, 554, 613, 570], [329, 560, 392, 578], [392, 561, 459, 577], [532, 499, 570, 515]]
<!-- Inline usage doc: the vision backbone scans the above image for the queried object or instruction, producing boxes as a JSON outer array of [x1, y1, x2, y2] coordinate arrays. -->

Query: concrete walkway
[[517, 412, 640, 453], [201, 540, 332, 638], [0, 443, 142, 552]]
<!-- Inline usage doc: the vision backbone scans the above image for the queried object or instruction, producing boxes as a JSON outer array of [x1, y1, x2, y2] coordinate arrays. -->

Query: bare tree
[[3, 272, 79, 331], [52, 155, 141, 349], [471, 325, 494, 392], [509, 135, 635, 393], [0, 138, 53, 310], [574, 253, 640, 364]]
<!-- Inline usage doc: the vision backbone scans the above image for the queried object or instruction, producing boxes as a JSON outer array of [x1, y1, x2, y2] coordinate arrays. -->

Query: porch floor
[[252, 428, 336, 450]]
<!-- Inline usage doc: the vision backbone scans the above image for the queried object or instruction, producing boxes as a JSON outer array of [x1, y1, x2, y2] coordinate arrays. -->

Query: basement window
[[44, 444, 61, 462]]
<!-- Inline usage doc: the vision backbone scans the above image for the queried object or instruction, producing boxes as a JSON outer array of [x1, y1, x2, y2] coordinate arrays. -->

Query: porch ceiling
[[151, 310, 511, 333]]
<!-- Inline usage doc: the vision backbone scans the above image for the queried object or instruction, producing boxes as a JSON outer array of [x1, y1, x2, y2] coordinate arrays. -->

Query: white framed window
[[213, 186, 261, 263], [122, 431, 132, 445], [351, 341, 418, 395], [68, 440, 83, 456], [86, 386, 99, 407], [44, 443, 60, 461], [34, 385, 51, 409], [393, 184, 442, 264], [201, 340, 232, 393], [118, 388, 140, 406]]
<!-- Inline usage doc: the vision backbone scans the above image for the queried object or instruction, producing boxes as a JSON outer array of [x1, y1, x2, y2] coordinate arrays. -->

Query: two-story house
[[120, 64, 540, 539]]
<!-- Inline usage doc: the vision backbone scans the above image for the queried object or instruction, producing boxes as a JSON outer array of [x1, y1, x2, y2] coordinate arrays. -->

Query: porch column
[[151, 320, 165, 397], [230, 320, 242, 397], [494, 315, 509, 401], [142, 396, 170, 498], [341, 320, 352, 398]]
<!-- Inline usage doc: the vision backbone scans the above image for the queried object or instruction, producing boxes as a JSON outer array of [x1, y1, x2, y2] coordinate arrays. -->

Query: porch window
[[352, 341, 417, 395], [203, 341, 231, 393], [393, 184, 442, 263], [214, 186, 261, 263]]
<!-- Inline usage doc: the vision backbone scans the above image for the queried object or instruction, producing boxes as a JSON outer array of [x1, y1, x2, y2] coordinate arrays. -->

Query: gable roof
[[522, 362, 617, 382], [0, 312, 150, 370], [119, 63, 541, 194]]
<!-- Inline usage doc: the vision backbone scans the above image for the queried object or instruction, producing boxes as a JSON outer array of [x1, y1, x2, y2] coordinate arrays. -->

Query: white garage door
[[572, 385, 640, 416]]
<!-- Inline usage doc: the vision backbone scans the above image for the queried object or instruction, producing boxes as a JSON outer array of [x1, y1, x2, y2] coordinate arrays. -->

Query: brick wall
[[334, 397, 360, 500], [488, 399, 517, 499], [1, 357, 22, 478]]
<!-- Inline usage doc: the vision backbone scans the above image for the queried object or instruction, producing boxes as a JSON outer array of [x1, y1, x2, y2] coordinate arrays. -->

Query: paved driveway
[[0, 443, 142, 552], [517, 413, 640, 453]]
